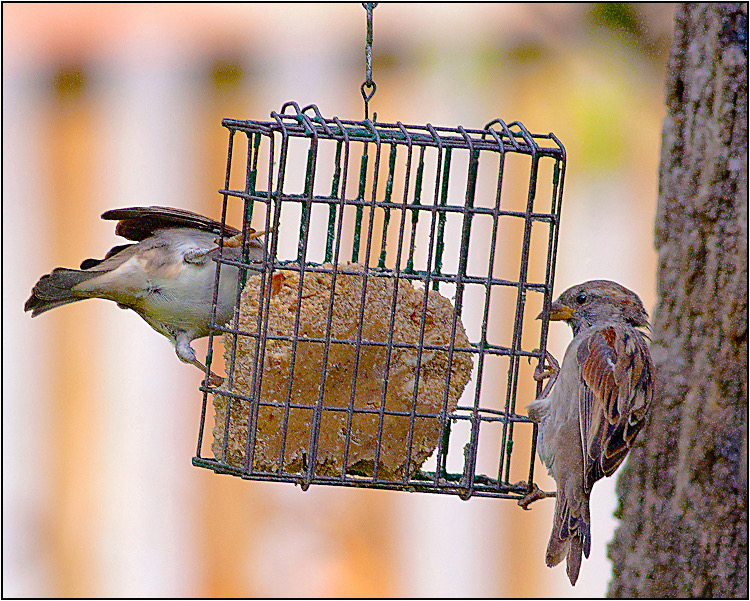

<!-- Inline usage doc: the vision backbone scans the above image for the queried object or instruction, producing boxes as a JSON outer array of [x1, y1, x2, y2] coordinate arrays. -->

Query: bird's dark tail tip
[[24, 268, 98, 316]]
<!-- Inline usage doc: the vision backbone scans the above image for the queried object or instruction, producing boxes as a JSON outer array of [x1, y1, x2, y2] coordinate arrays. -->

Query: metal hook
[[361, 2, 378, 121]]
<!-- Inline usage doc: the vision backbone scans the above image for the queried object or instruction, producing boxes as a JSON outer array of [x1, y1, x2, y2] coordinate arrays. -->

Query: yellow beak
[[537, 301, 576, 321]]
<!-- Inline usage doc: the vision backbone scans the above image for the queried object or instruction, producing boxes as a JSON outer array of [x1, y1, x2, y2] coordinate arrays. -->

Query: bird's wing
[[576, 324, 653, 493], [101, 206, 240, 241], [79, 243, 135, 270]]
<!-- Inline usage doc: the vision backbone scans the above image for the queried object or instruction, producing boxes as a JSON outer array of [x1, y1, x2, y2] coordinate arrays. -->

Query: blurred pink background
[[3, 3, 674, 597]]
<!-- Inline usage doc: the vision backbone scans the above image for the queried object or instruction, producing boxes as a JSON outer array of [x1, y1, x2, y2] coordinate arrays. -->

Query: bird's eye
[[575, 292, 588, 305]]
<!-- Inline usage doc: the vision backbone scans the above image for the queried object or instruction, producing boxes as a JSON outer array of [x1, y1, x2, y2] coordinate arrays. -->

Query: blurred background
[[3, 3, 674, 597]]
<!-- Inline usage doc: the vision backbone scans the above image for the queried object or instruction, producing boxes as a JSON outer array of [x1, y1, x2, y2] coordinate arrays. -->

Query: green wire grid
[[194, 102, 565, 501]]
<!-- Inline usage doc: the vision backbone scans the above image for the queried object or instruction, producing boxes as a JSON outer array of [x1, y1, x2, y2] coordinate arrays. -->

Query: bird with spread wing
[[25, 206, 265, 385]]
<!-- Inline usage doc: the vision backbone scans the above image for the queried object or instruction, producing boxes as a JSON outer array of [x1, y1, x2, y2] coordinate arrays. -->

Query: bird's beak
[[246, 229, 266, 241], [537, 301, 576, 321]]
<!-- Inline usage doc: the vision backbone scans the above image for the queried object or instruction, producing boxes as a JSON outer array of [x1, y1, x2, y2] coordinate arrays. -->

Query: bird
[[522, 280, 654, 586], [24, 206, 266, 386]]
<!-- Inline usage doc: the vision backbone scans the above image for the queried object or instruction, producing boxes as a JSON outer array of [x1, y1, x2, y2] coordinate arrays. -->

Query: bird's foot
[[217, 228, 266, 248], [220, 233, 243, 248], [206, 371, 224, 387], [516, 481, 556, 509], [175, 335, 224, 387], [530, 349, 560, 398]]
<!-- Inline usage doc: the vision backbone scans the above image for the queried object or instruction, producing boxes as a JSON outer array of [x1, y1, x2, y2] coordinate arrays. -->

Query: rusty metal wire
[[193, 102, 565, 501]]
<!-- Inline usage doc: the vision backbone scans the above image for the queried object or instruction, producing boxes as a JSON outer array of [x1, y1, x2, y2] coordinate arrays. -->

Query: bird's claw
[[530, 348, 560, 398], [216, 229, 266, 248], [532, 348, 560, 380], [206, 372, 224, 387], [516, 481, 556, 509], [174, 338, 225, 387]]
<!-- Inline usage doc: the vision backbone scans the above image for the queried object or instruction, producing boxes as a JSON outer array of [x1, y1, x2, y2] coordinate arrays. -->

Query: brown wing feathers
[[577, 326, 653, 492], [102, 206, 240, 241]]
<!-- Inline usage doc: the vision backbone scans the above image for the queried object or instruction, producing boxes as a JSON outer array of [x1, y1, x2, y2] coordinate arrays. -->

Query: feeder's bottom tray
[[211, 263, 473, 479]]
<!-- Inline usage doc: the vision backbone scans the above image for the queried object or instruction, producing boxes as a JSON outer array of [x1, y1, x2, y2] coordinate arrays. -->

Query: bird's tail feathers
[[546, 493, 571, 568], [24, 268, 100, 317], [566, 536, 583, 586], [546, 489, 592, 586]]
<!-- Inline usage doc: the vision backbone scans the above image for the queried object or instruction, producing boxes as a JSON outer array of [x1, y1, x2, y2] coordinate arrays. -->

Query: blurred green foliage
[[210, 59, 244, 92], [589, 3, 644, 39]]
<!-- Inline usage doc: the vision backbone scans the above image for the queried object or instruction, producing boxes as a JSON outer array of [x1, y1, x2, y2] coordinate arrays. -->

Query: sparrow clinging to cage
[[523, 280, 654, 586], [24, 206, 265, 386]]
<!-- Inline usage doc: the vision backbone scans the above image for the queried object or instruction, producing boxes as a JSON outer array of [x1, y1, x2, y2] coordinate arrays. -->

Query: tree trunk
[[608, 3, 748, 598]]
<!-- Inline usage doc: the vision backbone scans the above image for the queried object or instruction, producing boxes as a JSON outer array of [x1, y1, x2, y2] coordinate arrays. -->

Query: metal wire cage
[[193, 101, 565, 501]]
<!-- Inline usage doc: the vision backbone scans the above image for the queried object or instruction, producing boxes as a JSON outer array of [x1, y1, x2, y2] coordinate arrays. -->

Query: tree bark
[[608, 3, 748, 598]]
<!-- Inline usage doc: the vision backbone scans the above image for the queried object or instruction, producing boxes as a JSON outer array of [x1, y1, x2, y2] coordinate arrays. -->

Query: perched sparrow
[[524, 280, 654, 585], [25, 206, 265, 385]]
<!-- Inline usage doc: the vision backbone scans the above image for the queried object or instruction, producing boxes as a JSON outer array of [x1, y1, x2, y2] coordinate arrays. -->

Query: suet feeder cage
[[192, 5, 565, 502]]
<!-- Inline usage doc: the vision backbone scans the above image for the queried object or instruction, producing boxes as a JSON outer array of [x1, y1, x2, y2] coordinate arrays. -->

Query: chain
[[361, 3, 378, 121]]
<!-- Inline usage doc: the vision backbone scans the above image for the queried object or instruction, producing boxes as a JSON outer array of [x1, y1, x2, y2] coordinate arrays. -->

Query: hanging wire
[[361, 2, 378, 121]]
